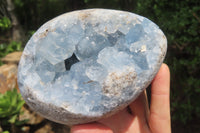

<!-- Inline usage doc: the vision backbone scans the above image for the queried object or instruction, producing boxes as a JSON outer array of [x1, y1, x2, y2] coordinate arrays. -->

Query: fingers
[[71, 122, 113, 133], [149, 64, 171, 133], [129, 90, 150, 132], [129, 90, 149, 126], [98, 108, 135, 133]]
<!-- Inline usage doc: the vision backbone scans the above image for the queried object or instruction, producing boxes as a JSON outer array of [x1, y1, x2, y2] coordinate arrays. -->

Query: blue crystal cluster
[[18, 9, 167, 125]]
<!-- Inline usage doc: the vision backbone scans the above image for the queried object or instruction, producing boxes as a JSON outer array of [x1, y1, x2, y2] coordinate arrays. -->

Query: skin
[[71, 63, 171, 133]]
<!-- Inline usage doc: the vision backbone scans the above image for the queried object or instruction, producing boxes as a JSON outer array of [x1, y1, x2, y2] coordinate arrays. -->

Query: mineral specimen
[[18, 9, 167, 125]]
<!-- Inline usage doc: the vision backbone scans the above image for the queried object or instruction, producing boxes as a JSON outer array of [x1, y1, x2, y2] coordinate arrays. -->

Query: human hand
[[71, 64, 171, 133]]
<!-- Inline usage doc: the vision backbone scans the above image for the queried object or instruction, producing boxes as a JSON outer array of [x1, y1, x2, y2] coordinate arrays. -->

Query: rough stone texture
[[18, 9, 167, 125], [34, 123, 54, 133], [1, 51, 22, 64], [19, 105, 70, 133], [0, 64, 18, 93], [0, 52, 22, 93], [19, 106, 44, 125]]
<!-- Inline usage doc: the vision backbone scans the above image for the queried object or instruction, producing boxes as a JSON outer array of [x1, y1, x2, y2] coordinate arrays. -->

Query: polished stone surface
[[18, 9, 167, 125]]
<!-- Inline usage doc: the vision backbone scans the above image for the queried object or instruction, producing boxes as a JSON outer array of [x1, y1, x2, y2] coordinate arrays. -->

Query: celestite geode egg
[[18, 9, 167, 125]]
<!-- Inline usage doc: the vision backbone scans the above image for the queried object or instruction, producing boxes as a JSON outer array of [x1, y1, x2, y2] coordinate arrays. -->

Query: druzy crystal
[[18, 9, 167, 125]]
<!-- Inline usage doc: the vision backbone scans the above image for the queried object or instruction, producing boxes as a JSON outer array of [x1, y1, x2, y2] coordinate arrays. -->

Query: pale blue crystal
[[18, 9, 167, 125]]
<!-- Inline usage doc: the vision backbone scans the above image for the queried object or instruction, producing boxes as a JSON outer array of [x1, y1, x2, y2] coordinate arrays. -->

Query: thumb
[[149, 64, 171, 133]]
